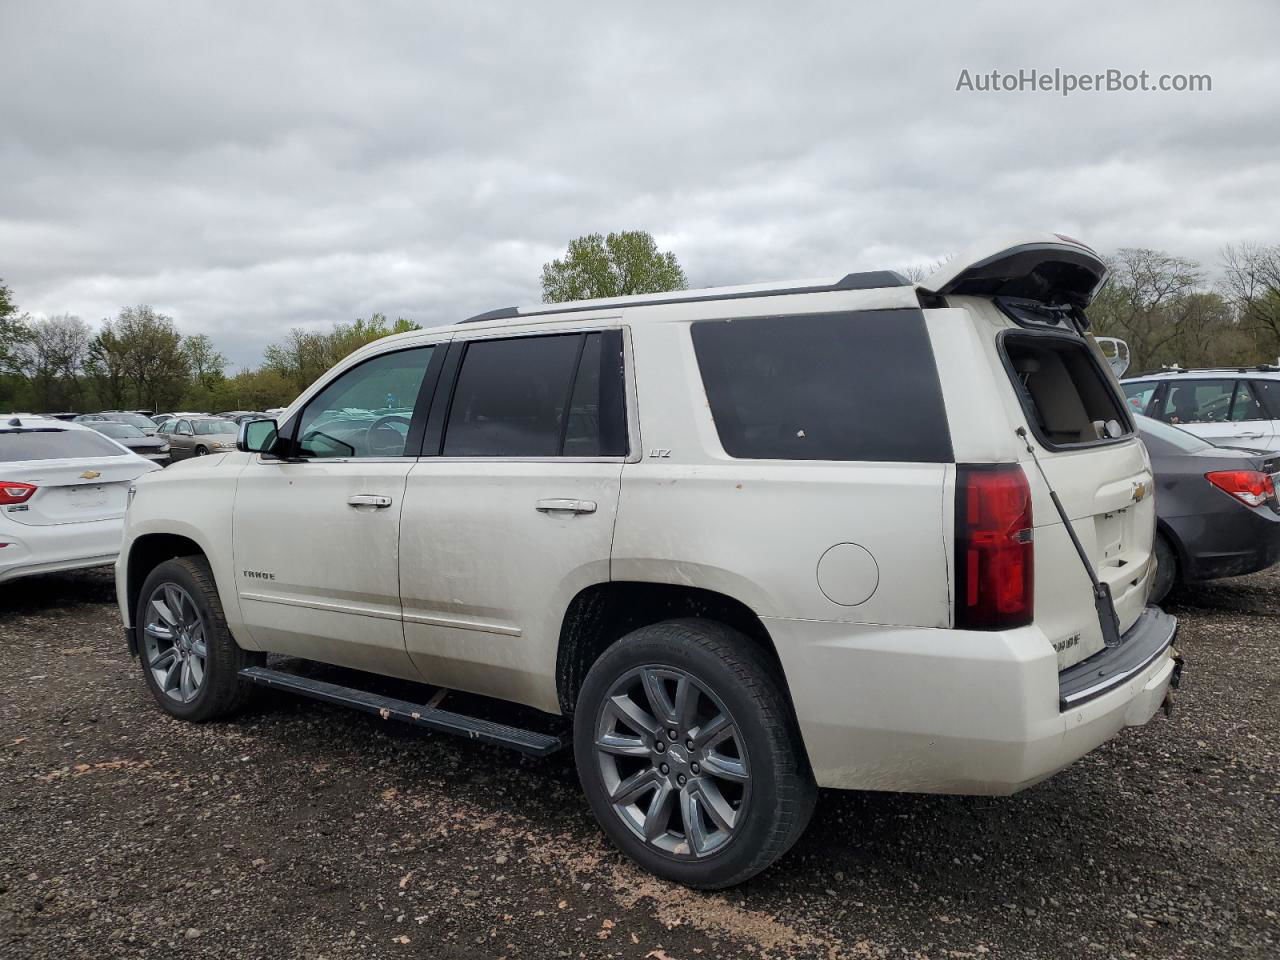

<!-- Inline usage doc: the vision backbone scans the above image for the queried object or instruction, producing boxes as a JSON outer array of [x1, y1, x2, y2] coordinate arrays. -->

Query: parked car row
[[1, 406, 274, 584]]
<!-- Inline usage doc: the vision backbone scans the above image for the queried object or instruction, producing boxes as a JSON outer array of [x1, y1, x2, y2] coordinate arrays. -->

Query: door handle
[[535, 498, 597, 514], [348, 494, 393, 508]]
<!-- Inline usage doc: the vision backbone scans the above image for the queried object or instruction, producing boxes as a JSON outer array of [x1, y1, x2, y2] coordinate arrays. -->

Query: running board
[[238, 666, 565, 757]]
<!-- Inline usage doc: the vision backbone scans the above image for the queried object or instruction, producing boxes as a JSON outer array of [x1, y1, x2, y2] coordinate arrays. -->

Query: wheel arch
[[555, 580, 791, 718], [124, 532, 209, 652]]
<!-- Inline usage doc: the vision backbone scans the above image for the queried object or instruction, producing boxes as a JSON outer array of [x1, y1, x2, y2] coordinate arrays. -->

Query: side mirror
[[238, 418, 280, 454]]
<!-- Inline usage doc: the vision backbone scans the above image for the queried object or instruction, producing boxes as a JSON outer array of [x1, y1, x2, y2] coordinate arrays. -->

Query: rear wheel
[[135, 556, 262, 721], [1150, 532, 1178, 605], [574, 619, 816, 889]]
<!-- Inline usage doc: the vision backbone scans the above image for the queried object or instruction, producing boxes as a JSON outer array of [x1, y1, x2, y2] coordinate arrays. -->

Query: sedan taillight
[[1205, 470, 1275, 508], [0, 482, 37, 505]]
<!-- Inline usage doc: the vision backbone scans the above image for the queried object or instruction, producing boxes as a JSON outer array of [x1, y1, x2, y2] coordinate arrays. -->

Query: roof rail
[[460, 270, 912, 324]]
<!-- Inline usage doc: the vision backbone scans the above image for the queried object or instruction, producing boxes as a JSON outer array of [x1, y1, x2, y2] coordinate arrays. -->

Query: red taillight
[[0, 482, 37, 505], [1205, 470, 1275, 508], [955, 464, 1034, 630]]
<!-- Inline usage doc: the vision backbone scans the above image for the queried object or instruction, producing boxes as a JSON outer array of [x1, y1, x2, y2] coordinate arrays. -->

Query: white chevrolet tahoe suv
[[118, 234, 1180, 888]]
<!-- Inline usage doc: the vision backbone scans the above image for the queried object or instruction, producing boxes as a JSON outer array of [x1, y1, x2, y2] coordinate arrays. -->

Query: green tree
[[1221, 243, 1280, 360], [183, 334, 229, 390], [1089, 249, 1204, 371], [84, 321, 130, 409], [0, 279, 32, 407], [204, 367, 296, 411], [541, 231, 687, 303], [115, 305, 190, 411], [264, 313, 420, 395], [11, 314, 91, 411]]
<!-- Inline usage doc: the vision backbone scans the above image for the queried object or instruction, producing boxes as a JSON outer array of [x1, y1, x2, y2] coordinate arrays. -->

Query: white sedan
[[0, 415, 160, 584]]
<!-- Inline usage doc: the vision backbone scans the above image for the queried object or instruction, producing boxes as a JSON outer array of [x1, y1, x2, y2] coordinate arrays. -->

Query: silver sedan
[[156, 416, 240, 460]]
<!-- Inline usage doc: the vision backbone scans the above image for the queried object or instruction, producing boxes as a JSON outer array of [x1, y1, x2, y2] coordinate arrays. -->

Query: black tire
[[573, 618, 816, 889], [194, 446, 209, 456], [135, 555, 263, 722], [1151, 532, 1177, 605]]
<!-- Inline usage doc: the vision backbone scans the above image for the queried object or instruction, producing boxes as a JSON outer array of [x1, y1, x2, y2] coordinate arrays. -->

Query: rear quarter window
[[0, 429, 130, 462], [690, 309, 953, 462]]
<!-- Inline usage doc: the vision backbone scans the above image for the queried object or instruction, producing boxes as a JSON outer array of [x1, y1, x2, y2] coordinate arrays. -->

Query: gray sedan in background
[[85, 420, 172, 465], [1139, 414, 1280, 601], [156, 415, 240, 460]]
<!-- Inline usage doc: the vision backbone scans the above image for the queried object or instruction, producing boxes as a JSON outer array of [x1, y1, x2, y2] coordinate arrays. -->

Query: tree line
[[0, 292, 419, 414], [1089, 245, 1280, 373], [3, 231, 1279, 415]]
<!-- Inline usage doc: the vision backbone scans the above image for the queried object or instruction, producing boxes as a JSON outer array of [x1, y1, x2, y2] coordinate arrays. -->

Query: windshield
[[107, 413, 155, 430], [96, 422, 146, 439], [194, 419, 238, 435], [1136, 414, 1212, 454]]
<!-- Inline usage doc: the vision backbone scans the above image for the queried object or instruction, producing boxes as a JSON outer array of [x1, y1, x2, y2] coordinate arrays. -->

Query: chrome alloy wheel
[[593, 665, 750, 859], [142, 582, 207, 703]]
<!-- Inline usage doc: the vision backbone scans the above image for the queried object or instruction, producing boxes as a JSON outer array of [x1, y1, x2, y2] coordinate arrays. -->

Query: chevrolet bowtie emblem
[[79, 470, 101, 480], [1131, 480, 1148, 503]]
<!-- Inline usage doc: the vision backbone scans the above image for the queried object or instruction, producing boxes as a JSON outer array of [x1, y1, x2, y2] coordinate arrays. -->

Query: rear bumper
[[765, 605, 1179, 795], [1167, 507, 1280, 582], [1058, 606, 1177, 708], [0, 516, 123, 584]]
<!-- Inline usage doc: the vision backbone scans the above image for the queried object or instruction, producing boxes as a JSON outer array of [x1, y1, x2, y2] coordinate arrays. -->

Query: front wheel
[[194, 445, 209, 456], [574, 619, 816, 889], [135, 556, 262, 721]]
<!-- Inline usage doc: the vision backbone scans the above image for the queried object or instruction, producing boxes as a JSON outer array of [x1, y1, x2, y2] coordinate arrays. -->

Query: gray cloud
[[1, 1, 1277, 366]]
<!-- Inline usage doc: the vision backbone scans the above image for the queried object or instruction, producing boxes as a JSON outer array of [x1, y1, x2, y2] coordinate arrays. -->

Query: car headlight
[[158, 444, 170, 453]]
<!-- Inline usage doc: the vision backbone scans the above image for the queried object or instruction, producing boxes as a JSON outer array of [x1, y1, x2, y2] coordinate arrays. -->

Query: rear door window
[[690, 310, 953, 462], [1160, 380, 1234, 425], [442, 331, 627, 458], [562, 331, 628, 457], [0, 429, 130, 462]]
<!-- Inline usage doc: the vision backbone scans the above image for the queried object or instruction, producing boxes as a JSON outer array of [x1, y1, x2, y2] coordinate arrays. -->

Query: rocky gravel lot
[[1, 567, 1277, 960]]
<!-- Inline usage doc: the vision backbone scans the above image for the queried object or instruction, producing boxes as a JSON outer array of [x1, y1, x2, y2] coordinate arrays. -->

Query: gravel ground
[[1, 567, 1276, 960]]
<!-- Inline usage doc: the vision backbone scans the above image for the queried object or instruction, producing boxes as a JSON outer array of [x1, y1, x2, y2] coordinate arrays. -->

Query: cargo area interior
[[1004, 334, 1129, 446]]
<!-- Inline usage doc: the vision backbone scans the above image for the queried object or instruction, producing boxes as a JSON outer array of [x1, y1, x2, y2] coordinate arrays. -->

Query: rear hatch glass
[[1002, 333, 1132, 448]]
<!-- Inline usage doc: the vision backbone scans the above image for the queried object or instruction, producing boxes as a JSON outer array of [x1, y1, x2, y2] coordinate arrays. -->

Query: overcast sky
[[2, 1, 1277, 367]]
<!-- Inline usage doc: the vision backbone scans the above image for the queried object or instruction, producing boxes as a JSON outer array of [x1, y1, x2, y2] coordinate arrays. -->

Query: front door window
[[294, 347, 434, 458]]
